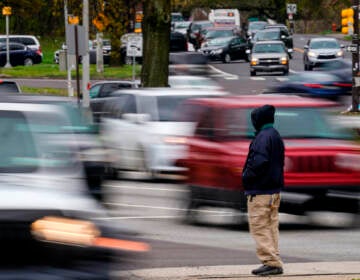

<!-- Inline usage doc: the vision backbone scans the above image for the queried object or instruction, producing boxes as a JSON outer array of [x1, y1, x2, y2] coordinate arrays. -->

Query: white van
[[0, 35, 42, 56], [208, 9, 241, 28]]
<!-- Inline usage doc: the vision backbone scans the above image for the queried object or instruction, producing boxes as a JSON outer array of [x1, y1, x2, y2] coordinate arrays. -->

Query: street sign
[[287, 3, 297, 15], [2, 6, 12, 16], [66, 25, 86, 56], [346, 44, 358, 52], [126, 35, 143, 57]]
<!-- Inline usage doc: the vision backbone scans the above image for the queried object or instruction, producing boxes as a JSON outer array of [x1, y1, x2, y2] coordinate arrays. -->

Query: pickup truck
[[176, 94, 360, 223]]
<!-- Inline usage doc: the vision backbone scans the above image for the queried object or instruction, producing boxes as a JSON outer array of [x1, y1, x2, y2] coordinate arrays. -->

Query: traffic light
[[341, 8, 354, 34]]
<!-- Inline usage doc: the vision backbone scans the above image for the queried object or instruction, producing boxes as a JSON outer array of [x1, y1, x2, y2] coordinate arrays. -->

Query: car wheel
[[308, 65, 313, 71], [283, 69, 289, 76], [250, 70, 256, 76], [304, 64, 308, 71], [223, 53, 231, 63], [24, 58, 33, 66]]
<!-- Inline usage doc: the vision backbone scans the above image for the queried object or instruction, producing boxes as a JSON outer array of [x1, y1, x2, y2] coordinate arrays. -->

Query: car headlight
[[250, 58, 258, 66], [211, 48, 223, 55], [163, 136, 187, 145], [280, 57, 288, 65], [31, 216, 100, 246], [308, 51, 317, 58], [336, 50, 343, 57]]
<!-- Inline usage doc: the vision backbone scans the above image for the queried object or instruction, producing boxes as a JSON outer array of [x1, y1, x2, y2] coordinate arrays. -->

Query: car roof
[[90, 80, 140, 86], [310, 37, 338, 42], [184, 94, 338, 108], [254, 40, 285, 45], [206, 26, 238, 30], [109, 88, 227, 97]]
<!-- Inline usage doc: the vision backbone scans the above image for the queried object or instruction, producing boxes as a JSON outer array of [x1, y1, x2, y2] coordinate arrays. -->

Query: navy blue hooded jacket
[[242, 104, 285, 195]]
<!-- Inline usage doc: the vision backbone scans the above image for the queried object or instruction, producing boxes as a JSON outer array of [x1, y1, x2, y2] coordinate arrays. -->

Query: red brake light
[[303, 83, 323, 88], [333, 82, 352, 87]]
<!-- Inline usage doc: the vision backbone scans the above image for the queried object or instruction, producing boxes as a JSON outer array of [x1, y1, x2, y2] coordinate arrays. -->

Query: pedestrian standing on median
[[242, 104, 285, 276]]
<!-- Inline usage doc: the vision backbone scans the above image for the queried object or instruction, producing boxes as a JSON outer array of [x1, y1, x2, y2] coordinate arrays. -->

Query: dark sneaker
[[251, 265, 283, 276]]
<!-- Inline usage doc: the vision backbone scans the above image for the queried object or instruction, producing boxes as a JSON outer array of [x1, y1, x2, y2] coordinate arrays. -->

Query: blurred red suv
[[176, 94, 360, 222]]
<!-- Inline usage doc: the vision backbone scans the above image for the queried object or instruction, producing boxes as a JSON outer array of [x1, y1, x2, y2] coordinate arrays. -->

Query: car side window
[[104, 94, 137, 119], [195, 107, 216, 138], [100, 83, 122, 97], [89, 84, 101, 98], [11, 44, 24, 51]]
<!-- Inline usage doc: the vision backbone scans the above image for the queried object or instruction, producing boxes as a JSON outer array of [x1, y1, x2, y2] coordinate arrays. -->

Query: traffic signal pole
[[352, 0, 360, 112]]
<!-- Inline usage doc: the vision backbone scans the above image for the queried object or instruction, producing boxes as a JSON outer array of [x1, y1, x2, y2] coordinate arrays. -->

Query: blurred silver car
[[0, 100, 149, 276], [95, 88, 228, 178], [303, 37, 344, 71]]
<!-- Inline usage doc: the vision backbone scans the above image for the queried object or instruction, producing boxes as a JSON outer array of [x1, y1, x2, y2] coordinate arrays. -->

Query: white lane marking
[[102, 202, 234, 214], [104, 183, 188, 193], [251, 77, 265, 80], [208, 65, 238, 80]]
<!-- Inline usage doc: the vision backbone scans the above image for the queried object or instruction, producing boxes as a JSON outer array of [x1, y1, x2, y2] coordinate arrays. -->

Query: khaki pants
[[247, 193, 283, 268]]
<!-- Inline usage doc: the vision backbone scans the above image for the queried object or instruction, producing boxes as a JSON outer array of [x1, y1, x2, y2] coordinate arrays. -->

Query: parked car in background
[[171, 12, 184, 22], [201, 36, 250, 63], [89, 80, 141, 99], [90, 38, 111, 64], [249, 41, 289, 76], [0, 42, 42, 66], [0, 80, 21, 93], [251, 28, 293, 57], [303, 37, 345, 71], [176, 94, 360, 224], [92, 88, 228, 179], [170, 31, 188, 52], [264, 71, 352, 99], [186, 20, 214, 50], [0, 35, 42, 57]]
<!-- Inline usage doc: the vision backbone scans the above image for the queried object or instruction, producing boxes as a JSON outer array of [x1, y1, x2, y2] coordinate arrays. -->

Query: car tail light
[[37, 46, 43, 55], [87, 82, 91, 90], [335, 153, 360, 171], [303, 83, 323, 88], [333, 82, 352, 88]]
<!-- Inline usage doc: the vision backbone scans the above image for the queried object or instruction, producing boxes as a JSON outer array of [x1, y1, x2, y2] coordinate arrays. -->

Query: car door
[[228, 37, 242, 59], [100, 93, 142, 171], [0, 44, 6, 66], [9, 44, 26, 66]]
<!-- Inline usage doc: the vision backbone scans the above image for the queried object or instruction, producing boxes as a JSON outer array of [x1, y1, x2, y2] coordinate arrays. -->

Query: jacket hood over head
[[251, 104, 275, 131]]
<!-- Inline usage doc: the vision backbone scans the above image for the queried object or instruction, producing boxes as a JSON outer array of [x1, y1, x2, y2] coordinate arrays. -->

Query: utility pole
[[2, 6, 12, 68], [82, 0, 90, 108], [352, 0, 360, 112], [64, 0, 74, 97]]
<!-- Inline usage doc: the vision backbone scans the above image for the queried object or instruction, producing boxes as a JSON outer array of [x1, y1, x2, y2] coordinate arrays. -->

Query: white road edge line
[[104, 183, 188, 193], [208, 65, 238, 80]]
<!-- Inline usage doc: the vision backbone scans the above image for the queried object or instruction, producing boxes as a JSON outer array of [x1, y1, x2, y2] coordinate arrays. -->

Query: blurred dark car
[[251, 28, 293, 58], [200, 36, 250, 63], [0, 99, 150, 277], [265, 71, 352, 98], [0, 80, 21, 93], [89, 38, 111, 64], [0, 42, 42, 66], [201, 26, 241, 48], [176, 95, 360, 224]]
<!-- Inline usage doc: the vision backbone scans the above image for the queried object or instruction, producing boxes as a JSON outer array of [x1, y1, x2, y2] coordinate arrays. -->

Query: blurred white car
[[96, 88, 228, 178]]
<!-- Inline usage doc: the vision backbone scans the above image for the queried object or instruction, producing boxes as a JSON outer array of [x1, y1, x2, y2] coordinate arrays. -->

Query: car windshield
[[175, 22, 190, 29], [221, 107, 353, 140], [253, 43, 285, 53], [205, 30, 234, 39], [310, 40, 339, 49], [0, 110, 77, 173], [288, 72, 341, 83], [207, 37, 232, 46], [255, 31, 279, 41], [0, 82, 20, 93]]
